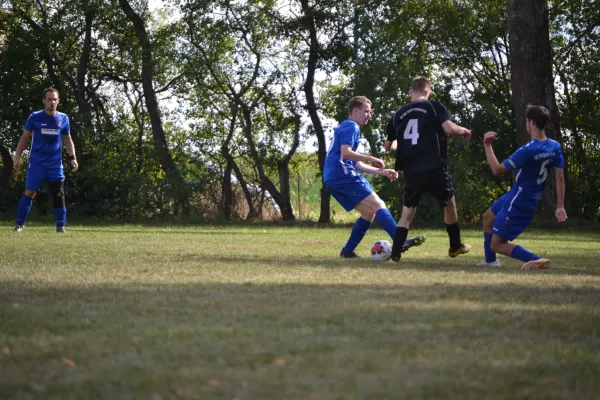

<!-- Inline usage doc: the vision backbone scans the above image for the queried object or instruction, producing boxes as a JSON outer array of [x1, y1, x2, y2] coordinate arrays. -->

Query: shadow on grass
[[1, 279, 600, 399], [158, 251, 600, 277]]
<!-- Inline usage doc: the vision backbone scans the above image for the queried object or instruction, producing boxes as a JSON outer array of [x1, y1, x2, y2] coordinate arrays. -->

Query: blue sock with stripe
[[342, 217, 372, 253], [511, 245, 539, 262], [484, 232, 496, 262], [375, 208, 397, 239], [16, 195, 33, 226], [54, 207, 66, 228]]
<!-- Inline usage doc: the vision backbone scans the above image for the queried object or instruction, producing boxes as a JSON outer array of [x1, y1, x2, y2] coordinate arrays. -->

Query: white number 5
[[537, 159, 551, 185], [403, 119, 419, 145]]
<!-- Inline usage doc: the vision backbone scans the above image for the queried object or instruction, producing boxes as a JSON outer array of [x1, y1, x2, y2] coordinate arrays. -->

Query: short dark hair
[[411, 76, 431, 94], [348, 96, 371, 115], [525, 104, 550, 130], [43, 87, 59, 98]]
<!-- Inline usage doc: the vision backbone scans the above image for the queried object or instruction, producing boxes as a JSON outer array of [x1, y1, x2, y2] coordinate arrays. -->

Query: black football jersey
[[386, 100, 452, 173]]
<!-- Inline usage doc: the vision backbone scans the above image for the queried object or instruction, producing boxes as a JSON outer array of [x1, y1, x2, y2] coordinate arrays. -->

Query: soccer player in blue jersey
[[479, 105, 566, 269], [12, 88, 78, 233], [324, 96, 425, 258]]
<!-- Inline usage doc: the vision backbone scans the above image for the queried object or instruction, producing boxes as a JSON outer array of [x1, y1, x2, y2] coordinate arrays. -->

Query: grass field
[[1, 223, 599, 399]]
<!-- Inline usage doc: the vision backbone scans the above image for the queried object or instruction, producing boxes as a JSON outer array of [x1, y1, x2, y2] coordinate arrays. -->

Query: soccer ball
[[371, 240, 392, 261]]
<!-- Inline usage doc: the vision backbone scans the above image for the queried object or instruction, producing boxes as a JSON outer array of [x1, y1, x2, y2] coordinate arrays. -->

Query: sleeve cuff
[[502, 159, 515, 171]]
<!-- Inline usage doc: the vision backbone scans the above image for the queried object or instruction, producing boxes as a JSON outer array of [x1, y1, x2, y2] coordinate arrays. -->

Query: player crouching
[[480, 105, 567, 270]]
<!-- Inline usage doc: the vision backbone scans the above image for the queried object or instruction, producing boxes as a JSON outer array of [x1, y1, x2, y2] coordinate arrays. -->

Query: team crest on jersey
[[57, 119, 62, 128]]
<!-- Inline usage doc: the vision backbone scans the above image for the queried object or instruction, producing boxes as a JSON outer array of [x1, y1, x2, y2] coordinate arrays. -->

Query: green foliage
[[0, 0, 599, 222]]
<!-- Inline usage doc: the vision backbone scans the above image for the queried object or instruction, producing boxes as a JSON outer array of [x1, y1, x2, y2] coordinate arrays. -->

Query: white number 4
[[403, 119, 419, 145], [537, 159, 551, 185]]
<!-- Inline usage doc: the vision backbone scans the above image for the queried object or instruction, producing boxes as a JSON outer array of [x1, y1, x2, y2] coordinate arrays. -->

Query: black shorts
[[403, 168, 454, 208]]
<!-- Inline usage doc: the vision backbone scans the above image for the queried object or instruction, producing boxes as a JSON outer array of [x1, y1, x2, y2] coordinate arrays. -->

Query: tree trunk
[[238, 104, 295, 221], [231, 162, 259, 220], [118, 0, 189, 212], [222, 159, 233, 220], [276, 104, 302, 221], [220, 105, 259, 219], [75, 5, 95, 147], [558, 70, 583, 214], [276, 162, 295, 221], [0, 143, 13, 189], [300, 0, 331, 223], [507, 0, 563, 213]]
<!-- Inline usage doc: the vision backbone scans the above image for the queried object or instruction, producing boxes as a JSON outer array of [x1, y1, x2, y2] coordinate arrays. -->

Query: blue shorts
[[25, 162, 64, 191], [491, 192, 536, 241], [325, 174, 374, 212]]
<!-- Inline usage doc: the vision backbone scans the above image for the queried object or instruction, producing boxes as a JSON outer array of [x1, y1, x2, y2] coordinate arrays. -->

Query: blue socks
[[375, 208, 397, 239], [484, 232, 496, 263], [54, 207, 66, 228], [511, 245, 540, 262], [343, 217, 372, 253], [16, 195, 67, 228], [16, 195, 33, 226]]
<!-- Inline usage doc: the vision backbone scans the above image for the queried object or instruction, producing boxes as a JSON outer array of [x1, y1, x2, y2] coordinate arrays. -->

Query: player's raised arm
[[483, 131, 508, 176], [554, 167, 567, 222], [13, 129, 32, 171]]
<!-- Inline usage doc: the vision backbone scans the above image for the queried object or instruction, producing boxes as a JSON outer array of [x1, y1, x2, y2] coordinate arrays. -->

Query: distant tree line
[[1, 0, 598, 222]]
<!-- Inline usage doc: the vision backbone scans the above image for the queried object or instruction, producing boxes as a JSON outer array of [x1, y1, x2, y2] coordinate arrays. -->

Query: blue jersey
[[24, 110, 70, 166], [324, 119, 361, 182], [502, 138, 564, 202]]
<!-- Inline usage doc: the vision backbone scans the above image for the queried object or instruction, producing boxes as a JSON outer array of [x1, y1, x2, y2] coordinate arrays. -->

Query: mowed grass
[[1, 223, 599, 400]]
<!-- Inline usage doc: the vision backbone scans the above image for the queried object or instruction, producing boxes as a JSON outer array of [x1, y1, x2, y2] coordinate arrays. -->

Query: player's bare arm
[[483, 131, 507, 176], [442, 120, 472, 141], [62, 135, 79, 173], [340, 145, 385, 169], [383, 140, 397, 151], [13, 129, 32, 170], [554, 167, 567, 222], [355, 162, 398, 180]]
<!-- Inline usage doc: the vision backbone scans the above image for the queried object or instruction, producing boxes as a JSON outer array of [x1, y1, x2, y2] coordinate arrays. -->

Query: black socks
[[391, 227, 409, 259], [445, 223, 462, 250]]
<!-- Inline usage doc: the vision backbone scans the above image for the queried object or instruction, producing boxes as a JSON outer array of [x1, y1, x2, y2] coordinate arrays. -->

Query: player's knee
[[49, 181, 66, 208], [371, 197, 386, 213], [24, 189, 37, 198], [447, 194, 456, 206], [361, 209, 376, 221], [490, 239, 503, 253], [403, 208, 417, 224], [483, 209, 495, 225]]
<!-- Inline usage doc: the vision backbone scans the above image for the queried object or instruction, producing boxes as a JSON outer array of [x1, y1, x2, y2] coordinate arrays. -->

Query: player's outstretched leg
[[15, 192, 35, 232], [490, 235, 550, 270], [511, 246, 551, 270], [375, 207, 426, 255], [340, 217, 372, 258]]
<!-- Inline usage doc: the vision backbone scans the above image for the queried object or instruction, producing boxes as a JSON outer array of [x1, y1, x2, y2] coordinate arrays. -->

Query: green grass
[[1, 224, 599, 399]]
